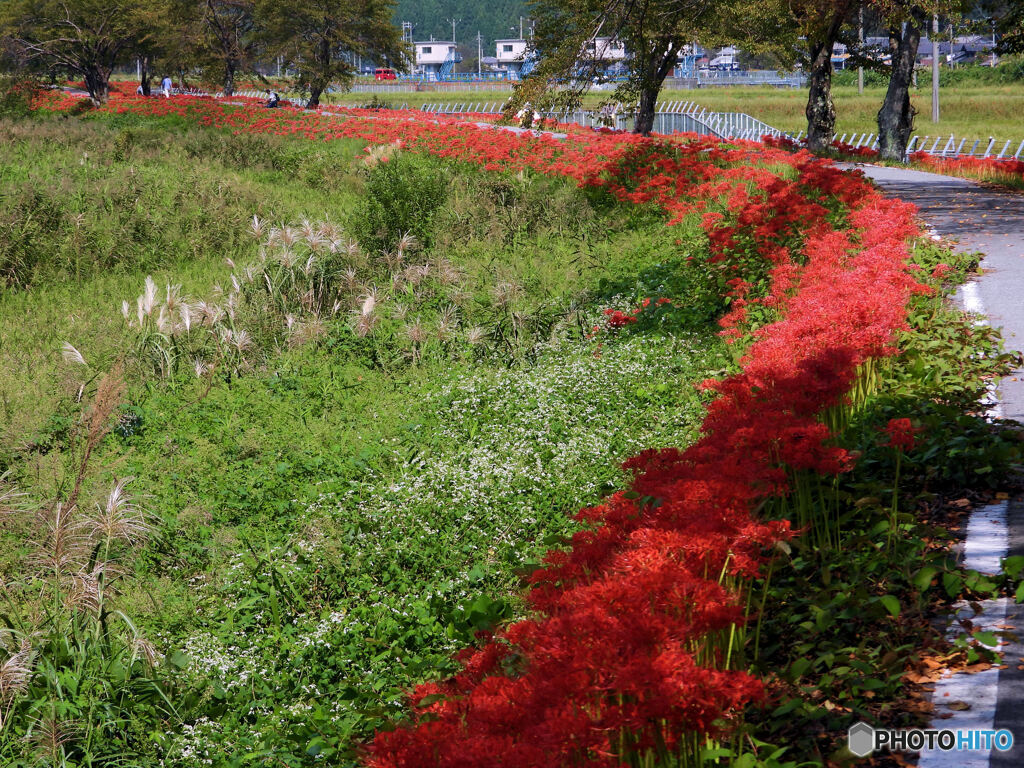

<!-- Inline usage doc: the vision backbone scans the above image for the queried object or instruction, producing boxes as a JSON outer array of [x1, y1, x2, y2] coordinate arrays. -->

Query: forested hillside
[[394, 0, 529, 50]]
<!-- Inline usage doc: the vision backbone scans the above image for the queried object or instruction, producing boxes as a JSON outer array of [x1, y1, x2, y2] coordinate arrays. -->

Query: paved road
[[851, 163, 1024, 766]]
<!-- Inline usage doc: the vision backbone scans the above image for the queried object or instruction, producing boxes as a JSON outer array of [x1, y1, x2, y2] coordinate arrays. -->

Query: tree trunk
[[805, 38, 836, 151], [140, 56, 151, 96], [306, 39, 331, 110], [224, 60, 236, 96], [306, 82, 324, 109], [84, 65, 110, 105], [632, 44, 677, 136], [635, 85, 658, 135], [877, 12, 926, 162]]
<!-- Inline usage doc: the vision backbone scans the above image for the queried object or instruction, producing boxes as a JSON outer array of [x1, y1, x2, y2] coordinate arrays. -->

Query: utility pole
[[858, 4, 864, 94], [447, 17, 460, 44], [932, 15, 940, 123], [520, 16, 524, 39], [477, 31, 482, 75]]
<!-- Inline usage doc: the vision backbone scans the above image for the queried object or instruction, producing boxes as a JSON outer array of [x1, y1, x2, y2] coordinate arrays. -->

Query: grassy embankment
[[0, 109, 730, 765]]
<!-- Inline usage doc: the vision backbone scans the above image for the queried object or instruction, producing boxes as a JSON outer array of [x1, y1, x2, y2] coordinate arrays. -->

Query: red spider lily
[[882, 418, 919, 451], [910, 152, 1024, 185]]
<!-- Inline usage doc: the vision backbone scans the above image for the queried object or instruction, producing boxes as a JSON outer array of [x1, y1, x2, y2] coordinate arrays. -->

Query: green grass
[[0, 114, 371, 451], [0, 110, 730, 766]]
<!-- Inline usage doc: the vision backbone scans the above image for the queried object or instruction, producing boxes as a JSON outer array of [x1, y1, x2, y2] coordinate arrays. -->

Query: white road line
[[919, 598, 1012, 768], [956, 280, 1005, 419], [964, 502, 1011, 575]]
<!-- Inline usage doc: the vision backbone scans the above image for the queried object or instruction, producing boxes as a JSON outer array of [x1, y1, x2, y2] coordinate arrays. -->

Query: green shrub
[[352, 152, 450, 252], [833, 60, 1024, 88], [0, 75, 37, 118]]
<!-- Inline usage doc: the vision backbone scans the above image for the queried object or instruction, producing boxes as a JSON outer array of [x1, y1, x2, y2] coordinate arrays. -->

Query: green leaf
[[168, 650, 190, 669], [879, 595, 900, 618], [1003, 556, 1024, 579], [913, 566, 939, 592], [973, 631, 999, 647], [789, 658, 811, 679], [943, 571, 964, 598]]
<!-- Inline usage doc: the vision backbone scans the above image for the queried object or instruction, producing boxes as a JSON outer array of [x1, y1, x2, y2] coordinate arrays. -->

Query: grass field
[[323, 83, 1024, 144], [0, 108, 733, 765]]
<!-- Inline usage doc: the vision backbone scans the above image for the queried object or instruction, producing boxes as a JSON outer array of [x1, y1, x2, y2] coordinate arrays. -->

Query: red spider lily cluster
[[763, 131, 1023, 187], [909, 151, 1024, 183], [601, 297, 674, 330], [882, 417, 920, 451], [762, 135, 879, 160], [34, 92, 929, 764], [831, 140, 880, 159]]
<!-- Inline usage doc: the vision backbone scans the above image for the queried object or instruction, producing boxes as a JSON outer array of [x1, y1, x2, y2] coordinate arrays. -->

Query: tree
[[0, 0, 154, 104], [134, 0, 201, 96], [874, 4, 928, 160], [788, 1, 859, 152], [257, 0, 406, 109], [871, 1, 963, 161], [201, 0, 256, 96], [995, 0, 1024, 53], [517, 0, 718, 135]]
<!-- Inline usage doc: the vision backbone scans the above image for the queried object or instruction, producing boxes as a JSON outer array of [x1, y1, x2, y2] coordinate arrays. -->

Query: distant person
[[266, 90, 279, 108], [516, 101, 539, 129], [161, 75, 172, 98], [136, 84, 144, 95]]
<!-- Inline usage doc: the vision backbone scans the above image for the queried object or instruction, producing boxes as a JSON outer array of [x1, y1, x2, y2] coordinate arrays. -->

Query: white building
[[413, 40, 462, 79], [585, 37, 627, 64], [495, 38, 529, 74], [708, 46, 740, 70]]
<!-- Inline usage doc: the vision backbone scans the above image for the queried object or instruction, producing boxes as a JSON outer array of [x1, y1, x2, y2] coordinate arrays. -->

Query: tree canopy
[[516, 0, 721, 134], [0, 0, 158, 103], [258, 0, 406, 108]]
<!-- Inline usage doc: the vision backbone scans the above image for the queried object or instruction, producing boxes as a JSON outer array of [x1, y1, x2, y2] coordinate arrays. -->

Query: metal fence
[[416, 100, 790, 142], [665, 71, 806, 89], [416, 101, 1024, 160], [904, 134, 1024, 160], [820, 131, 1024, 160], [349, 82, 516, 94]]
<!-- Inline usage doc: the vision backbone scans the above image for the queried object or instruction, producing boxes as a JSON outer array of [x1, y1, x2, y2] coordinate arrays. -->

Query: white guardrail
[[417, 100, 788, 142]]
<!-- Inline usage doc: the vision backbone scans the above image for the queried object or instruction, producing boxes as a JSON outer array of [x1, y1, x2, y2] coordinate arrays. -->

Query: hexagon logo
[[848, 722, 875, 758]]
